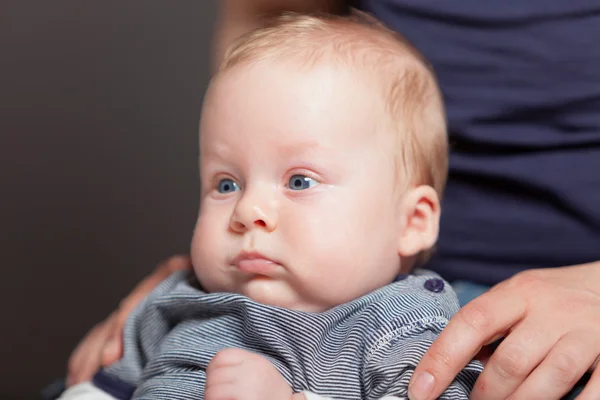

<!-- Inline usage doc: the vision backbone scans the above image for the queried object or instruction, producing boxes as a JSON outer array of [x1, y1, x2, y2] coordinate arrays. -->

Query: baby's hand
[[206, 348, 299, 400]]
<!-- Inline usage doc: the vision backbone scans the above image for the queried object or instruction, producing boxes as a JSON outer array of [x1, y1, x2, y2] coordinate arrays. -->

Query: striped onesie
[[89, 271, 482, 399]]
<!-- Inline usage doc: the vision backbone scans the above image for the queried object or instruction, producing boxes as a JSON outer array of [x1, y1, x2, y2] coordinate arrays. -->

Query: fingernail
[[408, 372, 434, 400]]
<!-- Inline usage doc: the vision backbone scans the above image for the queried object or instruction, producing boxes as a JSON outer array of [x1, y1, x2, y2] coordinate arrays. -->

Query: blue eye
[[217, 178, 240, 194], [288, 175, 319, 191]]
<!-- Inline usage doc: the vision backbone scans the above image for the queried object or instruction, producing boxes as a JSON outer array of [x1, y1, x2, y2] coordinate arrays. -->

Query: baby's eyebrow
[[277, 141, 320, 156], [201, 142, 232, 161]]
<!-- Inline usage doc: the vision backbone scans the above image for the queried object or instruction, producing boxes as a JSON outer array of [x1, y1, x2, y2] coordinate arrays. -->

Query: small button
[[424, 278, 444, 293], [394, 273, 408, 282]]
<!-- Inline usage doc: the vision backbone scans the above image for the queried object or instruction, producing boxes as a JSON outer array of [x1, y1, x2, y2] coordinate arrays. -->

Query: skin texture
[[205, 348, 304, 400], [195, 59, 439, 398], [67, 2, 600, 399], [408, 262, 600, 400], [68, 56, 440, 397], [66, 255, 193, 386], [192, 60, 438, 313]]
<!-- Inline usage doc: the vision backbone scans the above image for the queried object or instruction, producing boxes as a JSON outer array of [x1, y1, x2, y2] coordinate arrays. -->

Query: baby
[[60, 11, 481, 400]]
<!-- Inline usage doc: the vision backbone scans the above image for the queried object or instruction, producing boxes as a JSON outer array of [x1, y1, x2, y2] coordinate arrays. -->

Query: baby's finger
[[510, 331, 598, 400], [207, 348, 247, 374], [206, 361, 242, 388], [205, 382, 238, 400]]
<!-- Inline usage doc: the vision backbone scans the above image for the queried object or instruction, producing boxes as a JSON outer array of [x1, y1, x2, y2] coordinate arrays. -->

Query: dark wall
[[1, 1, 217, 397]]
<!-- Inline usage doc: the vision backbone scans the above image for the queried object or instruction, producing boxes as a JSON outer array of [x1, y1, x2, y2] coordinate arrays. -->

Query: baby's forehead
[[219, 13, 424, 73], [204, 59, 410, 153], [213, 33, 429, 130], [205, 12, 445, 196], [209, 66, 391, 130], [223, 44, 418, 91], [209, 54, 407, 126]]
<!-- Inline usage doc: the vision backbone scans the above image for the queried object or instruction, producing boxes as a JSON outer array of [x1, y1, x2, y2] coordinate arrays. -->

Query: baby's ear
[[397, 185, 440, 257]]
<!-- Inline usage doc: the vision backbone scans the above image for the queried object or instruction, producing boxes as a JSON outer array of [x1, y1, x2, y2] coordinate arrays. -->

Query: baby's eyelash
[[285, 168, 322, 182]]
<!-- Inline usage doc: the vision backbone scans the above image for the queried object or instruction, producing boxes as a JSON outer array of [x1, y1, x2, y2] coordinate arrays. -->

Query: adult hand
[[408, 263, 600, 400], [66, 255, 192, 386]]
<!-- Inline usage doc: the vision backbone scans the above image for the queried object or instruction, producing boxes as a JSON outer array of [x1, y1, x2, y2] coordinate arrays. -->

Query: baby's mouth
[[232, 251, 282, 277], [237, 258, 279, 275]]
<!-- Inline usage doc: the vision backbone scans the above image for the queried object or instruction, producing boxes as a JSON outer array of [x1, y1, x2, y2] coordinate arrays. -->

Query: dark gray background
[[1, 1, 216, 397]]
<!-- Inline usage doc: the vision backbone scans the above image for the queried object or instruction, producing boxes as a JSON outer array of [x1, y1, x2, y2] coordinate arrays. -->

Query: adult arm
[[66, 255, 192, 386], [66, 0, 347, 386], [212, 0, 346, 70]]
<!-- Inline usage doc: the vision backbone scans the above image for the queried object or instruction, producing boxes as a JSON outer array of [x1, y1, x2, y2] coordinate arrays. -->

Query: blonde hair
[[217, 11, 448, 262]]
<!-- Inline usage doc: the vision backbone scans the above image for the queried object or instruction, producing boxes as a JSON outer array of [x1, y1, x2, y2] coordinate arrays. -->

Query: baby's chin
[[239, 278, 330, 313]]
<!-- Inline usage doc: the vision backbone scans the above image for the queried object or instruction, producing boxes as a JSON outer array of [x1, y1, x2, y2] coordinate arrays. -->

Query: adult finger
[[591, 356, 600, 373], [470, 318, 557, 400], [510, 331, 598, 400], [155, 254, 193, 275], [577, 362, 600, 400], [67, 321, 110, 386], [120, 255, 192, 311], [100, 313, 124, 367], [408, 289, 526, 400], [117, 255, 191, 319], [100, 291, 144, 367], [100, 255, 192, 366]]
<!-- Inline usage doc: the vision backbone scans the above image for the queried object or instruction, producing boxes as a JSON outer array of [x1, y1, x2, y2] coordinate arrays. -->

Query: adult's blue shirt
[[357, 1, 600, 285]]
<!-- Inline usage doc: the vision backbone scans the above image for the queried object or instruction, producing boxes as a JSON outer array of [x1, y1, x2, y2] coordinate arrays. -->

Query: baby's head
[[191, 12, 447, 312]]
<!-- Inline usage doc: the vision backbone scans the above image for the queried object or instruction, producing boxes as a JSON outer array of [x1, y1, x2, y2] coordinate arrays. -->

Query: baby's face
[[191, 60, 407, 312]]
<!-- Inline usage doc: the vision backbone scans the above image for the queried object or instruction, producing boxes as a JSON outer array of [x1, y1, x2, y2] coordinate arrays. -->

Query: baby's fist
[[205, 348, 294, 400]]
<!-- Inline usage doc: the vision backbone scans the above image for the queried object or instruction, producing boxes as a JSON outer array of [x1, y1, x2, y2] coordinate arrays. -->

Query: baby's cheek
[[191, 213, 233, 291], [191, 239, 221, 292], [190, 216, 218, 268]]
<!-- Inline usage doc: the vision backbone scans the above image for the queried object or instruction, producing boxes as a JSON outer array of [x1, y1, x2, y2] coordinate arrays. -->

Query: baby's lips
[[237, 258, 280, 275]]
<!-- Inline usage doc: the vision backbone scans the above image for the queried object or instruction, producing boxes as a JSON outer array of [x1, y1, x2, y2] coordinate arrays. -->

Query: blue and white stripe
[[105, 271, 482, 399]]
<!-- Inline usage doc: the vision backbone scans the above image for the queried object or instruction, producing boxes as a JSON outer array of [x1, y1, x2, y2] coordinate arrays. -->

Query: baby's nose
[[230, 197, 277, 233]]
